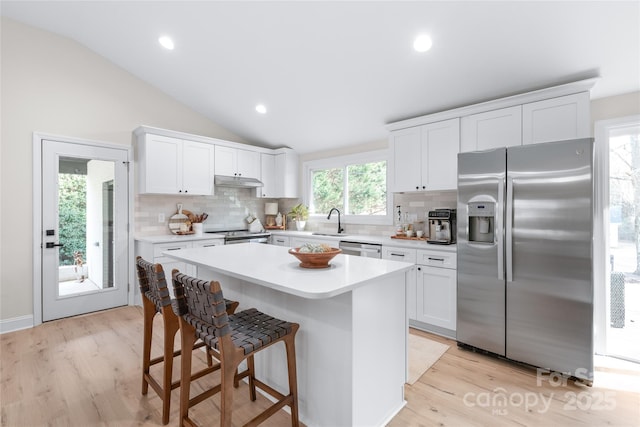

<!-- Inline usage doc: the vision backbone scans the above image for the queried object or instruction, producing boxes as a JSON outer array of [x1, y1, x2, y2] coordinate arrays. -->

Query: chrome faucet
[[327, 208, 344, 234]]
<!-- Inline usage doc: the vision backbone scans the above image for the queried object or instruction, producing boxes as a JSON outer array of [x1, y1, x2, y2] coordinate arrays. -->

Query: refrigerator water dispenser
[[468, 202, 495, 243]]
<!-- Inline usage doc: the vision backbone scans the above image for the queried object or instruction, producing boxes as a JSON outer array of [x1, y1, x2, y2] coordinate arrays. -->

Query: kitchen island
[[164, 243, 413, 427]]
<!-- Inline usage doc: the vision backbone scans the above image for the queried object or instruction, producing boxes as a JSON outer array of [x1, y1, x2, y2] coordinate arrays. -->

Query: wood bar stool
[[135, 256, 239, 424], [172, 270, 300, 427]]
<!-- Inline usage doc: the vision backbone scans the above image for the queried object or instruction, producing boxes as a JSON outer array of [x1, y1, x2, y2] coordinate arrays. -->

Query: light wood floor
[[1, 306, 639, 426]]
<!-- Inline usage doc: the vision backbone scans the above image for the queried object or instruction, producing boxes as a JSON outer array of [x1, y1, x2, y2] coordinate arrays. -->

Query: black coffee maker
[[427, 209, 456, 245]]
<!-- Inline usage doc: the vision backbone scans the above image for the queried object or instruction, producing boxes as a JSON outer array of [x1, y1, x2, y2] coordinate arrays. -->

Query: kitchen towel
[[407, 333, 449, 385]]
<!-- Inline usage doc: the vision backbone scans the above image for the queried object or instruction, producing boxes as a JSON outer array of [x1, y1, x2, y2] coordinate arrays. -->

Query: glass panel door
[[607, 125, 640, 362], [42, 140, 128, 321]]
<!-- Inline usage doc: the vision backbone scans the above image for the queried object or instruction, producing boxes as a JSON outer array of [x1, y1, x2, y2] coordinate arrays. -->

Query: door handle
[[45, 242, 64, 248], [505, 177, 514, 283]]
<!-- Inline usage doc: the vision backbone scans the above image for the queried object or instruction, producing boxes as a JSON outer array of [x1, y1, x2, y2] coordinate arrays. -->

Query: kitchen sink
[[312, 232, 349, 237]]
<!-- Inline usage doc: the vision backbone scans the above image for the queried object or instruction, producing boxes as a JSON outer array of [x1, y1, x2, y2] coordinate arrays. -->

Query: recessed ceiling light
[[255, 104, 267, 114], [413, 34, 432, 53], [158, 36, 174, 50]]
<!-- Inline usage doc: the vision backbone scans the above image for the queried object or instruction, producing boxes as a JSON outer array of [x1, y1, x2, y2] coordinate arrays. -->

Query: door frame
[[593, 115, 640, 355], [32, 132, 134, 326]]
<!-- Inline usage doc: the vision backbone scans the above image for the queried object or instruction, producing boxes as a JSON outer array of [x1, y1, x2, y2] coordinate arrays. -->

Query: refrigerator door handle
[[497, 179, 505, 280], [506, 176, 514, 282]]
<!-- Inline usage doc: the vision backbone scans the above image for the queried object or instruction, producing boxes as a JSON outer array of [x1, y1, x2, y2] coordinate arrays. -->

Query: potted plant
[[287, 203, 309, 231]]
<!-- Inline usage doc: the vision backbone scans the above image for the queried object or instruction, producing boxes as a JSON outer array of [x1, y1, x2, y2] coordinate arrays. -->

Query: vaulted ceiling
[[2, 1, 639, 153]]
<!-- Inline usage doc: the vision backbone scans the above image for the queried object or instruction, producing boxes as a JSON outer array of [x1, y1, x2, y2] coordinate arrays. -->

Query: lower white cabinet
[[416, 265, 457, 331], [382, 246, 417, 321], [135, 238, 224, 298]]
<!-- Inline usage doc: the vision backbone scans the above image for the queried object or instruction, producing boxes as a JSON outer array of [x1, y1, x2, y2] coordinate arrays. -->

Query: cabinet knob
[[415, 186, 419, 190], [422, 186, 426, 189]]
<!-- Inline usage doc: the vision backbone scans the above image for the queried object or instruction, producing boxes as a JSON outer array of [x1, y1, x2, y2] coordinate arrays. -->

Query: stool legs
[[161, 307, 179, 425], [285, 325, 300, 426], [141, 299, 156, 395], [179, 320, 196, 427]]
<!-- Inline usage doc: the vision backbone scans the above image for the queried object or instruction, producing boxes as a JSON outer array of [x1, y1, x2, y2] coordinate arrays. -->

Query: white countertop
[[163, 243, 413, 299], [271, 230, 458, 252], [136, 230, 457, 252]]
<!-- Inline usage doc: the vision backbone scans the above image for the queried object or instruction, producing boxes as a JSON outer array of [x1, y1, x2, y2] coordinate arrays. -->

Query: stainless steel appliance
[[457, 138, 594, 382], [206, 229, 270, 245], [339, 241, 382, 258], [427, 209, 456, 245]]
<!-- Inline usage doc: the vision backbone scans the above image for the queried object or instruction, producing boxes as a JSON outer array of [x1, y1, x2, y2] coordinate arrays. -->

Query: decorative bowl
[[288, 247, 342, 269]]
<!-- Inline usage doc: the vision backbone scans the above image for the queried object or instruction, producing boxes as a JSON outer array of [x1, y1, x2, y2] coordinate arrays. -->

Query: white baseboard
[[0, 315, 34, 334]]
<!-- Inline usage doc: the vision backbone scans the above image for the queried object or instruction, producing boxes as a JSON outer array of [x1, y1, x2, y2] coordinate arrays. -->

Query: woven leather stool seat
[[172, 270, 299, 427], [183, 307, 293, 355], [135, 257, 239, 424]]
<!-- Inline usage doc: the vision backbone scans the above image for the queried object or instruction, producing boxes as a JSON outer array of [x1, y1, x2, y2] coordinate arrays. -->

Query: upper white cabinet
[[461, 105, 522, 152], [388, 79, 597, 166], [137, 134, 214, 195], [274, 149, 299, 198], [135, 126, 298, 197], [390, 118, 460, 192], [259, 149, 299, 198], [390, 127, 421, 192], [260, 153, 276, 198], [214, 146, 260, 179], [522, 92, 590, 145]]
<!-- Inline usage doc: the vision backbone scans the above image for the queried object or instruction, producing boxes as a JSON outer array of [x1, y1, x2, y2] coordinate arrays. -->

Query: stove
[[206, 229, 271, 245]]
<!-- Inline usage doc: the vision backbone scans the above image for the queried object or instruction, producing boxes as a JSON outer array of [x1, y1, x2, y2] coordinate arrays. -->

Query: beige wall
[[591, 91, 640, 123], [0, 18, 247, 321]]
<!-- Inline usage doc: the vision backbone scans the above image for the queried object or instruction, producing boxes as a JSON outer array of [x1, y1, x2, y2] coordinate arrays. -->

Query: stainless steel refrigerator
[[457, 138, 594, 382]]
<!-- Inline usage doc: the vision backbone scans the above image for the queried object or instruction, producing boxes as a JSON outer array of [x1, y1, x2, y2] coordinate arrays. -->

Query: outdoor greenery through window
[[58, 173, 86, 266], [306, 151, 389, 223]]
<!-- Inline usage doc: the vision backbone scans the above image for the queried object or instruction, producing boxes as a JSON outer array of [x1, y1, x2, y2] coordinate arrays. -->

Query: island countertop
[[163, 243, 413, 299]]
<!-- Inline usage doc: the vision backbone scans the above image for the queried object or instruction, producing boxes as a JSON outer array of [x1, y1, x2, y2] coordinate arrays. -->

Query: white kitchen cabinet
[[270, 235, 291, 247], [522, 92, 590, 145], [416, 265, 456, 331], [421, 119, 460, 190], [137, 134, 214, 195], [382, 246, 417, 320], [260, 153, 276, 198], [390, 127, 421, 192], [274, 149, 299, 198], [461, 105, 522, 152], [259, 149, 299, 198], [135, 238, 224, 299], [390, 118, 460, 192], [415, 248, 457, 332], [215, 145, 260, 179]]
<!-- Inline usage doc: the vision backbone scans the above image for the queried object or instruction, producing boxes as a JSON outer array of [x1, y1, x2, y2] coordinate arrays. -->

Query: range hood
[[214, 175, 263, 188]]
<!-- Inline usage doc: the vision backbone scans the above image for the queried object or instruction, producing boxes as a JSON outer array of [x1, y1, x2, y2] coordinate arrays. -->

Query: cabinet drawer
[[192, 239, 223, 248], [382, 246, 417, 263], [271, 236, 291, 247], [416, 249, 456, 269], [153, 242, 191, 258]]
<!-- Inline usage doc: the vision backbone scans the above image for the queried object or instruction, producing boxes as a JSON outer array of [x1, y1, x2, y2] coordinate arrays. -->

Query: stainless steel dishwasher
[[339, 241, 382, 258]]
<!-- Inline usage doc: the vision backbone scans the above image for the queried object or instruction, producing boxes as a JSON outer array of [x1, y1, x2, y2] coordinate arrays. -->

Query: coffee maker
[[427, 209, 456, 245]]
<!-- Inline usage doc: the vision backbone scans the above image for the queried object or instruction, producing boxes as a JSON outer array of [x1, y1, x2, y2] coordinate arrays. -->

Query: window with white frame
[[303, 150, 391, 225]]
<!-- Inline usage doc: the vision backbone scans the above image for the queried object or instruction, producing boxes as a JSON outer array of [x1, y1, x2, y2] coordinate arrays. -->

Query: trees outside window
[[304, 150, 391, 225], [58, 174, 86, 266]]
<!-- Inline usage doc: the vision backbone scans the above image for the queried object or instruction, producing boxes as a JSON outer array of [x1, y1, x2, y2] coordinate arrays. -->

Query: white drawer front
[[382, 246, 417, 264], [416, 249, 456, 269], [192, 239, 223, 248], [153, 241, 191, 258]]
